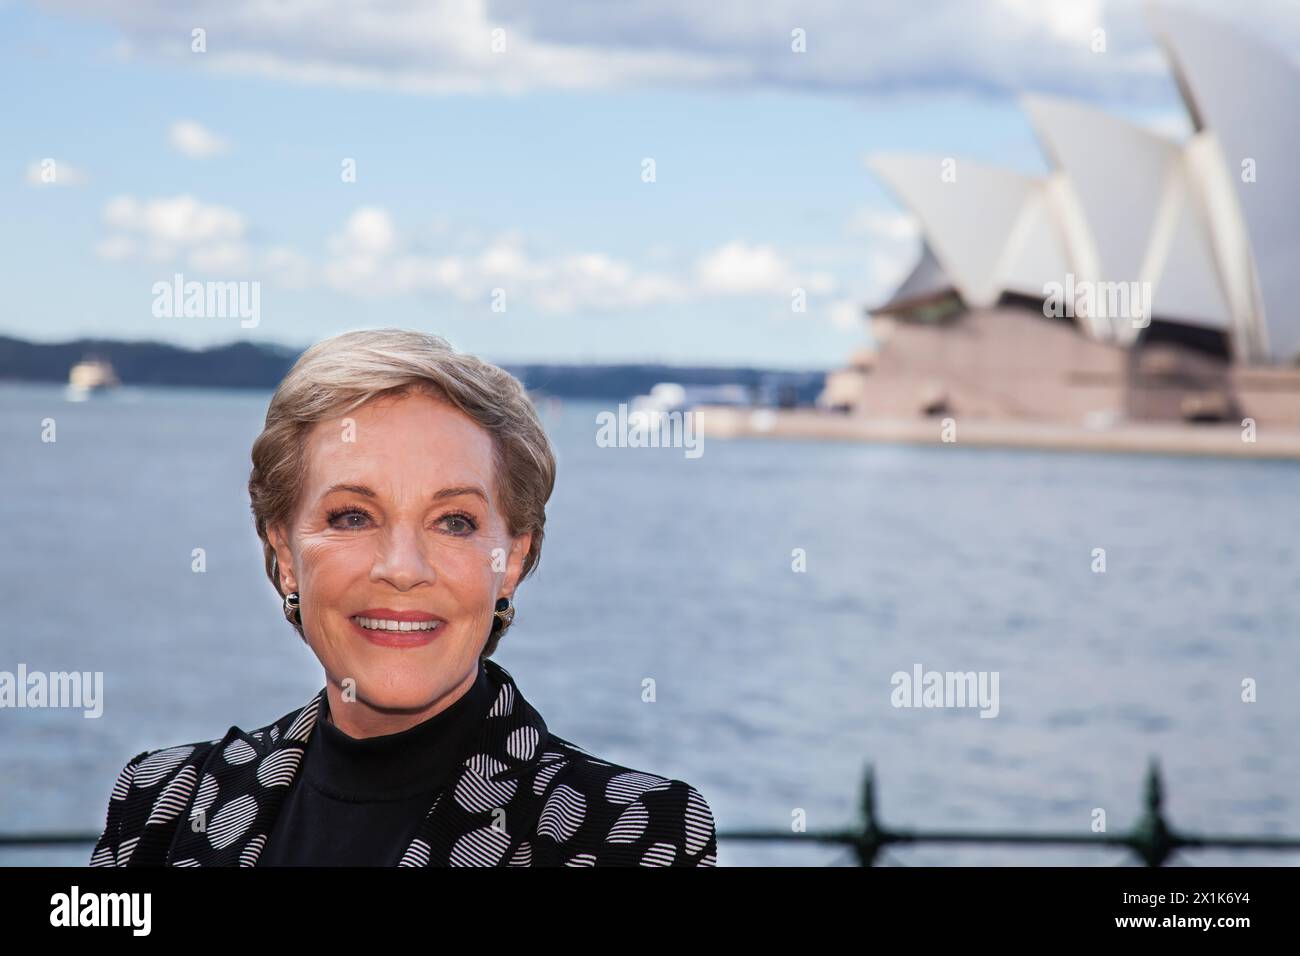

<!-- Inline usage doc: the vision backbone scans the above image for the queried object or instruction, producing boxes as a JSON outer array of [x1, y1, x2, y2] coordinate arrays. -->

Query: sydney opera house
[[821, 5, 1300, 433]]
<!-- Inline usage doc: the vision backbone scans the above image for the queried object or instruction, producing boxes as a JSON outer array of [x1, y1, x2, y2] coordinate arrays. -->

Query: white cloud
[[169, 120, 229, 158], [96, 197, 854, 319], [339, 206, 398, 257], [997, 0, 1104, 42], [322, 207, 400, 291], [320, 208, 845, 311], [25, 159, 89, 186], [695, 241, 836, 296], [322, 216, 687, 310], [103, 194, 245, 246], [535, 253, 686, 311], [39, 0, 1300, 102], [97, 194, 259, 275]]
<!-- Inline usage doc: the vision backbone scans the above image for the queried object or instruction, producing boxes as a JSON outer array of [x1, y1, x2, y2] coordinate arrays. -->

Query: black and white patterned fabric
[[90, 658, 717, 867]]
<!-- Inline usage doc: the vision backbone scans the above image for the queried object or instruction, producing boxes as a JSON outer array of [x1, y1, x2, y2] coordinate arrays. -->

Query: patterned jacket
[[89, 658, 717, 867]]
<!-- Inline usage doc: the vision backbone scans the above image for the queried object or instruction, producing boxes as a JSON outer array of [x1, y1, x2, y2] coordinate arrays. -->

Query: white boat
[[67, 358, 119, 398], [630, 381, 751, 415]]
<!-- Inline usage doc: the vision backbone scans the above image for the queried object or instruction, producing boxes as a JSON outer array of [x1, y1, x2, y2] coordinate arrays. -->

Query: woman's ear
[[267, 522, 298, 593], [501, 531, 533, 597]]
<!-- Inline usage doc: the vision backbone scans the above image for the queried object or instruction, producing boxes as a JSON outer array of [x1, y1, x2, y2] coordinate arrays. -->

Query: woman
[[90, 328, 717, 867]]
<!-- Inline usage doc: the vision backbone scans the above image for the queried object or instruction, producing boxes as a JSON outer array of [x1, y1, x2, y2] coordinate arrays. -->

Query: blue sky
[[4, 0, 1297, 368]]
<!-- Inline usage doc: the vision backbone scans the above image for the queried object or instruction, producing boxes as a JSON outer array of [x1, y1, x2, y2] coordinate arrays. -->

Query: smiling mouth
[[351, 616, 442, 633]]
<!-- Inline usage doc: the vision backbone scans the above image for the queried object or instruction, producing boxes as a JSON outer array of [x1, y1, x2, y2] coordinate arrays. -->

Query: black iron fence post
[[712, 758, 1300, 865]]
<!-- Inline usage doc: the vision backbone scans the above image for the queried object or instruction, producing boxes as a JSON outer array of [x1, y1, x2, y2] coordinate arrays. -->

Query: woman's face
[[267, 390, 531, 736]]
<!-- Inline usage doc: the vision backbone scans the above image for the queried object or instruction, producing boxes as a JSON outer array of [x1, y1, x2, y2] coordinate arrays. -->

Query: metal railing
[[5, 758, 1299, 865], [717, 759, 1300, 865]]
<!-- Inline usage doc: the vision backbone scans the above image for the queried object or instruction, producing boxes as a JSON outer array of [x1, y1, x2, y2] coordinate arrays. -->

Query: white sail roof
[[868, 154, 1067, 311], [1153, 3, 1300, 362], [877, 239, 953, 311], [1022, 92, 1232, 345], [995, 176, 1073, 306]]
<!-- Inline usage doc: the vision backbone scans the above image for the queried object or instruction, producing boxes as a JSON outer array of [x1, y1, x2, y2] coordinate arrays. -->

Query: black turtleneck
[[258, 661, 496, 866]]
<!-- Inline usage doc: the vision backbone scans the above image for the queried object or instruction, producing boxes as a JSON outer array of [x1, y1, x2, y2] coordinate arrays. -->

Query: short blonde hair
[[248, 328, 556, 658]]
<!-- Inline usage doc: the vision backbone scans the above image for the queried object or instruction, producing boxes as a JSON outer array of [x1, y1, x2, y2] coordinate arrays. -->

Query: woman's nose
[[370, 523, 435, 590]]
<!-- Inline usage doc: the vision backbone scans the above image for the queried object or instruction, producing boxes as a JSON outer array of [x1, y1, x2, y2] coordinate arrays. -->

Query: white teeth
[[353, 616, 440, 632]]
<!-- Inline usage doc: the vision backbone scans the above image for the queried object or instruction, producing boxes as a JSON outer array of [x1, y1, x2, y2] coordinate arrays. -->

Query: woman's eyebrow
[[431, 484, 489, 504], [321, 482, 488, 503], [323, 482, 377, 499]]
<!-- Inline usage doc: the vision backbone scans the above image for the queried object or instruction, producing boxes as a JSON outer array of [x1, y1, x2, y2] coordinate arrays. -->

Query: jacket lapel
[[160, 694, 318, 866], [158, 659, 559, 866], [397, 660, 568, 866]]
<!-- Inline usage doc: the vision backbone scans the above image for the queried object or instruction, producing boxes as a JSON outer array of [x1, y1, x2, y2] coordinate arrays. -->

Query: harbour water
[[1, 383, 1297, 865]]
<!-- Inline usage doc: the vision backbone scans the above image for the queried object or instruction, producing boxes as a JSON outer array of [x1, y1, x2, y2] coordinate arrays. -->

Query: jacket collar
[[159, 658, 560, 866]]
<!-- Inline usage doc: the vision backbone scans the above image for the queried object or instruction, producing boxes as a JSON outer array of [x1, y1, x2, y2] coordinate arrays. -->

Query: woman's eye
[[440, 514, 476, 535], [328, 510, 371, 530]]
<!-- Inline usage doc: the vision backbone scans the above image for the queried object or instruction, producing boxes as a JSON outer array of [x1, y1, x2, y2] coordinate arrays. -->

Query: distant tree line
[[0, 335, 827, 403]]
